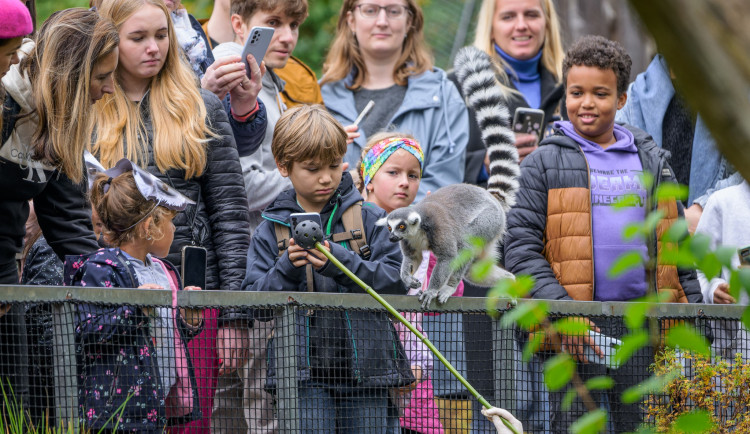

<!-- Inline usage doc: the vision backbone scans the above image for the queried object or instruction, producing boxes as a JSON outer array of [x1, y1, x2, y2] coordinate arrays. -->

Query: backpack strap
[[273, 222, 314, 293], [330, 201, 371, 259]]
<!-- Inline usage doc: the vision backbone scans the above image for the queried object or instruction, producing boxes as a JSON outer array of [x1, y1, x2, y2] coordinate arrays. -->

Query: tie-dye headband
[[361, 137, 424, 188]]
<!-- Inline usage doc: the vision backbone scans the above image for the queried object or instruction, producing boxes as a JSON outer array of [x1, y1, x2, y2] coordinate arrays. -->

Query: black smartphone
[[739, 246, 750, 266], [181, 245, 207, 289], [241, 26, 274, 78], [512, 107, 546, 140]]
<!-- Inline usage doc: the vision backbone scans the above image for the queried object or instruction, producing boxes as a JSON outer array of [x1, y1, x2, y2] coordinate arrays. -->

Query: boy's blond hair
[[272, 104, 348, 171]]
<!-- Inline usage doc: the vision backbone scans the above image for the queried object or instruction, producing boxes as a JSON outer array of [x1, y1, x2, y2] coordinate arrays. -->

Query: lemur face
[[376, 210, 421, 243]]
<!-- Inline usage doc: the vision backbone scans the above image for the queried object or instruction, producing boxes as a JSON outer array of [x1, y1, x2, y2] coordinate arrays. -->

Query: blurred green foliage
[[35, 0, 479, 77]]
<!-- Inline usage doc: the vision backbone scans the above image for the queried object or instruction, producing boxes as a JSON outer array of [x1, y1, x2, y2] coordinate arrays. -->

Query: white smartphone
[[583, 330, 622, 369], [241, 26, 274, 78], [512, 107, 546, 140]]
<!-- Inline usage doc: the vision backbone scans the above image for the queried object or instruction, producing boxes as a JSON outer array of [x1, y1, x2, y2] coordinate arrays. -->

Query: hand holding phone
[[241, 27, 274, 78], [513, 107, 545, 140], [181, 245, 207, 290], [583, 330, 622, 369]]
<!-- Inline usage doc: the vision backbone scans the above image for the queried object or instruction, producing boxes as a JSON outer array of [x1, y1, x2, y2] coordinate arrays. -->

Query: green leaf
[[665, 324, 711, 357], [544, 354, 575, 391], [642, 210, 666, 234], [585, 376, 615, 391], [672, 409, 715, 433], [660, 219, 688, 243], [612, 193, 641, 210], [561, 387, 577, 411], [741, 307, 750, 332], [689, 233, 712, 261], [622, 223, 642, 241], [621, 370, 680, 404], [738, 268, 750, 294], [608, 251, 644, 278], [500, 301, 548, 330], [729, 270, 742, 302], [614, 330, 649, 367], [450, 248, 474, 272], [523, 331, 545, 362], [570, 409, 608, 434], [655, 182, 689, 202], [624, 302, 649, 330], [554, 317, 593, 336], [675, 245, 698, 268], [715, 246, 738, 268], [469, 259, 494, 281], [698, 253, 722, 281]]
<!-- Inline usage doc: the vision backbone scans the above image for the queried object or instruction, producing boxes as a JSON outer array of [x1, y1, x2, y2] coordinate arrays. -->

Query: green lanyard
[[325, 201, 339, 236]]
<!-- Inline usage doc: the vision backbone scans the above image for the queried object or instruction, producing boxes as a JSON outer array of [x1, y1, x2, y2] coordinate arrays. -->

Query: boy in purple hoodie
[[504, 35, 702, 432]]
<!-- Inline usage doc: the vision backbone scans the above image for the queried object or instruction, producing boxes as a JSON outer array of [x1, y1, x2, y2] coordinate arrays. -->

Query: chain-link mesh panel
[[1, 288, 748, 432]]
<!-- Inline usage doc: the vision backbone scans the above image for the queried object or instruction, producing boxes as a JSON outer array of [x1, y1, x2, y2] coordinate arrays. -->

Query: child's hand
[[306, 241, 330, 270], [181, 286, 204, 327], [287, 238, 310, 268], [714, 283, 736, 304], [138, 284, 163, 317]]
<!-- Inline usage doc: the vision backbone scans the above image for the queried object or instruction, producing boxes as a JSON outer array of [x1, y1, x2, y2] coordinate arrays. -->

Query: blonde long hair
[[20, 9, 119, 184], [94, 0, 212, 179], [473, 0, 564, 94], [320, 0, 433, 90]]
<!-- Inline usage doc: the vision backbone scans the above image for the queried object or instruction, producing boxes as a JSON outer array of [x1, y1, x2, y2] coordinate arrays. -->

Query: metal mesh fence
[[0, 286, 746, 432]]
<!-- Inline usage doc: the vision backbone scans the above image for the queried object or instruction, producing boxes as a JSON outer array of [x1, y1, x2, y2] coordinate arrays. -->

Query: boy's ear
[[617, 91, 628, 111], [375, 217, 388, 227], [230, 14, 246, 41], [276, 161, 290, 178]]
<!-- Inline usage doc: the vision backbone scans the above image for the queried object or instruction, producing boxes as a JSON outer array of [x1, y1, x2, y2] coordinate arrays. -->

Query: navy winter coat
[[64, 249, 202, 432]]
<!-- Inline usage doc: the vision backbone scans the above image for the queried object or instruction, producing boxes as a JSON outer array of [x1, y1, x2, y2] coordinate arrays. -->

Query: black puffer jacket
[[131, 89, 251, 322]]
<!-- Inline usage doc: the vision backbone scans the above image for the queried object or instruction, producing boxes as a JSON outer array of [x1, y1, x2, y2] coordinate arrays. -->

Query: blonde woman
[[320, 0, 468, 200], [454, 0, 564, 184], [93, 1, 252, 425], [1, 5, 119, 416]]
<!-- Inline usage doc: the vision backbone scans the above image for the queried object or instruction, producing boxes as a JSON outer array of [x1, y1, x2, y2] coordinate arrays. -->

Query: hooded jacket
[[105, 89, 251, 310], [63, 248, 202, 431], [241, 172, 415, 390], [504, 124, 702, 303], [0, 40, 98, 267], [321, 68, 468, 201]]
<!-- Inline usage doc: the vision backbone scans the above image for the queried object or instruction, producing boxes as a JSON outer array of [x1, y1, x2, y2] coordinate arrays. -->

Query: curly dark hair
[[562, 35, 632, 96]]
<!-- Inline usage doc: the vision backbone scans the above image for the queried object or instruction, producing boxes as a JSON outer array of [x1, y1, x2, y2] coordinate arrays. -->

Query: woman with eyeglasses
[[320, 0, 469, 200]]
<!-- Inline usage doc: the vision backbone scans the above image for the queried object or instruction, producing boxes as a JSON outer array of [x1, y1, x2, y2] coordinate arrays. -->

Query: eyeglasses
[[354, 3, 410, 19]]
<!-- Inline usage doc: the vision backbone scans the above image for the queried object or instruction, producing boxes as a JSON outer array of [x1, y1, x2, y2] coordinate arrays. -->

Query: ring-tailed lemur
[[378, 46, 520, 309]]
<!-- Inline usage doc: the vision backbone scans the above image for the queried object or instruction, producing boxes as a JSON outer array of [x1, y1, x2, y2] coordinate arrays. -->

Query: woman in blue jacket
[[319, 0, 469, 200]]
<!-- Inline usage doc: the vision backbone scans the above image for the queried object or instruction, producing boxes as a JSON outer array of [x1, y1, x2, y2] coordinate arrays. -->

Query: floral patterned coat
[[63, 248, 201, 432]]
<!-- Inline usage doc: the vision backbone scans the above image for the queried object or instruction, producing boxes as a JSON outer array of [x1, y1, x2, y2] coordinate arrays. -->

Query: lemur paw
[[437, 285, 457, 304], [402, 275, 422, 289], [418, 289, 438, 309]]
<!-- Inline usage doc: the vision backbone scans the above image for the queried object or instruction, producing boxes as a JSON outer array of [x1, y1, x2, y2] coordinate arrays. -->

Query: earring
[[146, 235, 153, 241]]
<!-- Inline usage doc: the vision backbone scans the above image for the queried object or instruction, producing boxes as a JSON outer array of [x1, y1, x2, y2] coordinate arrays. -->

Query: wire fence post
[[274, 305, 299, 432], [52, 300, 79, 432], [494, 315, 517, 415]]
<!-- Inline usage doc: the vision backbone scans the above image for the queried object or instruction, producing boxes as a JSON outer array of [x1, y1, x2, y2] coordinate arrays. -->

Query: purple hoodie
[[556, 121, 649, 301]]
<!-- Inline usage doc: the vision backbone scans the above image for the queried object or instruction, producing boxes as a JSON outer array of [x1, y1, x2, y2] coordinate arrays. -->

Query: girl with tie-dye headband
[[358, 133, 425, 213], [356, 132, 446, 433]]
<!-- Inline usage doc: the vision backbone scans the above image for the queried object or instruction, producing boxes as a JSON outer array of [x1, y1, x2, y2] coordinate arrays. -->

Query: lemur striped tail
[[454, 46, 520, 212]]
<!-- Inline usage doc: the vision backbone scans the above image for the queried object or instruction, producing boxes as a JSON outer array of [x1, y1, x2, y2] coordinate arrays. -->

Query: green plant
[[0, 380, 133, 434], [645, 350, 750, 433], [484, 179, 750, 433]]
